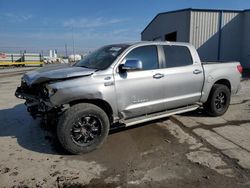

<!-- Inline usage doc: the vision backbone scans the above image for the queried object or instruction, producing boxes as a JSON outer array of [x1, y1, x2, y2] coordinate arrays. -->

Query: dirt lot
[[0, 69, 250, 187]]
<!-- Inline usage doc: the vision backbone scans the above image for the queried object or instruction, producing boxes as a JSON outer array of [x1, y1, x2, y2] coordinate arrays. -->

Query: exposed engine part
[[15, 80, 61, 119]]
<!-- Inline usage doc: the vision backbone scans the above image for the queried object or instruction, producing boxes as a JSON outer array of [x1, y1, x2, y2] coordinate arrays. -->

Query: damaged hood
[[23, 64, 96, 86]]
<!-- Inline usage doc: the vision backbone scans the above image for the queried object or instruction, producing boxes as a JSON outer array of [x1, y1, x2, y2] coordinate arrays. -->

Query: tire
[[204, 84, 231, 117], [57, 103, 110, 154]]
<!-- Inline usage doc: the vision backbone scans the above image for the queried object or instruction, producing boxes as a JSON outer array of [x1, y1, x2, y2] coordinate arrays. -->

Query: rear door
[[159, 45, 203, 109], [114, 45, 166, 119]]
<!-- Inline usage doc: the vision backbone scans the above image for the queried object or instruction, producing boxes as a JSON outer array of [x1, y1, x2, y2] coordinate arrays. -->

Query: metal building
[[141, 8, 250, 69]]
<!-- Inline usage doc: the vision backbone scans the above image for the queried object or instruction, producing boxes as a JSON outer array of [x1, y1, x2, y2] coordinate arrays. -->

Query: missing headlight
[[45, 85, 57, 97]]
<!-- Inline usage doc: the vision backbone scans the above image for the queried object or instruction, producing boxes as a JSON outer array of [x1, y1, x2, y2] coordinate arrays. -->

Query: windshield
[[74, 44, 130, 70]]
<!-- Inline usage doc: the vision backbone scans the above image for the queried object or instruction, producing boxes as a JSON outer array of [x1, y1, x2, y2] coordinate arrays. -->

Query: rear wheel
[[57, 103, 110, 154], [204, 84, 231, 116]]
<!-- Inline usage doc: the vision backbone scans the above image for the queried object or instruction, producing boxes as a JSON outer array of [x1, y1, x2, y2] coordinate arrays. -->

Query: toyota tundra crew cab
[[15, 41, 242, 154]]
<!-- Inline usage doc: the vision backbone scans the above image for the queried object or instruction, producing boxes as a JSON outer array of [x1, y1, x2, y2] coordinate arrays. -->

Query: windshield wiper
[[80, 65, 100, 70], [79, 65, 90, 68]]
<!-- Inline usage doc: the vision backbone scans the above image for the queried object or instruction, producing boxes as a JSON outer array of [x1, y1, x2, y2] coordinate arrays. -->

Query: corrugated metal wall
[[190, 11, 242, 62], [190, 11, 220, 61], [220, 12, 242, 61], [222, 12, 239, 26], [141, 11, 190, 42], [190, 11, 219, 49], [241, 11, 250, 68]]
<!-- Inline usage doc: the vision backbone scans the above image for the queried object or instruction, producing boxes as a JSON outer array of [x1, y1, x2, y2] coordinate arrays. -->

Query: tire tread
[[57, 103, 109, 154]]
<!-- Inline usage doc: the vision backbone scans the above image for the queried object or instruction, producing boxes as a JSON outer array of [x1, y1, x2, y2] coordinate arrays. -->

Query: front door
[[114, 45, 165, 119]]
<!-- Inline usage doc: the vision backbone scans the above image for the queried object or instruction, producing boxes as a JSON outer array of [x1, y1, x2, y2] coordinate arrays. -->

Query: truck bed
[[202, 61, 239, 64], [200, 61, 241, 103]]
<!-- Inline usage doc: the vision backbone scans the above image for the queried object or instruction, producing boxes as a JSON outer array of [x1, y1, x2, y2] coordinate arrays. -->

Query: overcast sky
[[0, 0, 249, 55]]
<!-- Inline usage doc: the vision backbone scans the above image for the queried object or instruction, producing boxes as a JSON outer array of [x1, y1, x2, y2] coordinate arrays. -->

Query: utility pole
[[65, 43, 68, 57], [41, 50, 44, 62], [72, 27, 75, 62]]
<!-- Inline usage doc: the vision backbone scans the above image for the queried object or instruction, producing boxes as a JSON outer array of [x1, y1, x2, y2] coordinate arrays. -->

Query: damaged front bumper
[[15, 83, 54, 119]]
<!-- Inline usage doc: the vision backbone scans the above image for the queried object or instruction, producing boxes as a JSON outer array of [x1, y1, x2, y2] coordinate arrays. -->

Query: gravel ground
[[0, 69, 249, 187]]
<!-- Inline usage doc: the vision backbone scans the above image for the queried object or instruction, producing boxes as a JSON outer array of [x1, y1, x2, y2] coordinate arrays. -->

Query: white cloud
[[63, 17, 125, 28], [0, 13, 33, 22]]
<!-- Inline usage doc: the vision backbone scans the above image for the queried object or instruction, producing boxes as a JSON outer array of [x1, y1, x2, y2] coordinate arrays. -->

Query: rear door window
[[163, 45, 193, 68]]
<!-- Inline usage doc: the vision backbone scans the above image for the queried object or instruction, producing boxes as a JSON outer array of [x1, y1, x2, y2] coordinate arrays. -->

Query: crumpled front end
[[15, 78, 55, 119], [15, 65, 97, 126]]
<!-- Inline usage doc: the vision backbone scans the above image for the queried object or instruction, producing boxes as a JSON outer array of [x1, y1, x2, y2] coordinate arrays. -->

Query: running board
[[121, 104, 200, 127]]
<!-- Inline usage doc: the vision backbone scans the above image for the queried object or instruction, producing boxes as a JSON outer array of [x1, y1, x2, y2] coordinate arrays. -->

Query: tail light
[[237, 65, 243, 74]]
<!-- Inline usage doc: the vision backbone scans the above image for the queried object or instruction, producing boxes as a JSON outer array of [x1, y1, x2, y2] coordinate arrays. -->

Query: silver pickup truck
[[15, 41, 242, 154]]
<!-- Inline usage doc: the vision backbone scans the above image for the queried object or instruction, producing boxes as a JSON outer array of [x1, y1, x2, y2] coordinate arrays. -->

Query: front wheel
[[204, 84, 231, 117], [57, 103, 110, 154]]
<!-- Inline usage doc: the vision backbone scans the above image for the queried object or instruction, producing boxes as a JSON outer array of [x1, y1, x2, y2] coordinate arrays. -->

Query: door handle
[[193, 69, 202, 74], [153, 73, 164, 79]]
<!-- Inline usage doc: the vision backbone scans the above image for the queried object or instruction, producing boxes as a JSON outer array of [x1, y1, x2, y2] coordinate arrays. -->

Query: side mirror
[[119, 59, 143, 71]]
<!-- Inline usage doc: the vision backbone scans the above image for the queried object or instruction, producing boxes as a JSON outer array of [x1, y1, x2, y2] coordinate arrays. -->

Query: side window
[[163, 45, 193, 68], [125, 45, 159, 70]]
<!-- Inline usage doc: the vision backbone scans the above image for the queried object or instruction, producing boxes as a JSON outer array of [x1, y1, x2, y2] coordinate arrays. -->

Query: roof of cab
[[107, 41, 193, 49], [129, 41, 193, 47]]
